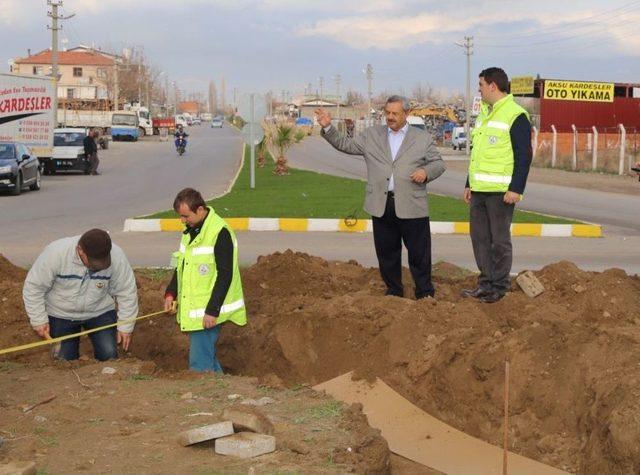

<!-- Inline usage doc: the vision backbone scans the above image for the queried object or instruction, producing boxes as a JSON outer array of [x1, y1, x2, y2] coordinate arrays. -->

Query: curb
[[123, 218, 602, 237]]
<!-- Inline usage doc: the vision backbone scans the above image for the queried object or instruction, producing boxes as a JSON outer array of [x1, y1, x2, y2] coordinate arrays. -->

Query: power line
[[477, 0, 640, 41], [476, 4, 640, 47], [478, 17, 638, 54]]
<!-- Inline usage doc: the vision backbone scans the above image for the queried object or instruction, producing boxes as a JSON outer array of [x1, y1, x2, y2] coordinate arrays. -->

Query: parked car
[[45, 128, 91, 175], [211, 118, 223, 128], [0, 142, 42, 195], [192, 118, 202, 126]]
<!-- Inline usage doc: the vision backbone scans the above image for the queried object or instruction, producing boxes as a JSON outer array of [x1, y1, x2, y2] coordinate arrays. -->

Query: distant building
[[178, 101, 200, 115], [11, 49, 115, 109]]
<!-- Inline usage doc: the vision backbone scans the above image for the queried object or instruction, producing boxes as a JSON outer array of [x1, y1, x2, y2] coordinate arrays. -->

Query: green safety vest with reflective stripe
[[172, 207, 247, 332], [469, 94, 530, 192]]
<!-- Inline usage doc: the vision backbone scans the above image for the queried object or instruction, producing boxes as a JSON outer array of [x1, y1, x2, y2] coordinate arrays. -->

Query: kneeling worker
[[164, 188, 247, 372], [23, 229, 139, 360]]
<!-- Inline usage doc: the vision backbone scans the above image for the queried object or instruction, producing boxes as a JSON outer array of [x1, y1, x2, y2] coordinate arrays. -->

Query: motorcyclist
[[174, 125, 189, 152]]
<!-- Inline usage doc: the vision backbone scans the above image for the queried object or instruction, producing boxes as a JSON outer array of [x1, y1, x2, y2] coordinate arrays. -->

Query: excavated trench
[[2, 251, 640, 473]]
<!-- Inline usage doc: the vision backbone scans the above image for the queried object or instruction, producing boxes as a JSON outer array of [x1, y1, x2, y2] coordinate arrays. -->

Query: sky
[[1, 0, 640, 100]]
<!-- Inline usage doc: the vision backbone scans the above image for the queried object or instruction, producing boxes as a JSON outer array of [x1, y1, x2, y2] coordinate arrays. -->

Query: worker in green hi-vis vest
[[461, 67, 532, 304], [164, 188, 247, 372]]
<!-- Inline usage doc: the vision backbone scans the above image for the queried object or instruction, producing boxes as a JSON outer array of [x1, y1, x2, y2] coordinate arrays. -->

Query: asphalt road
[[1, 125, 639, 275], [288, 136, 640, 235], [0, 124, 242, 264]]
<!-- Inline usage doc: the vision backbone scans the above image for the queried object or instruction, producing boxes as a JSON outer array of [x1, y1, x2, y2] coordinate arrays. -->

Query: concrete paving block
[[516, 270, 545, 298], [0, 461, 37, 475], [222, 406, 275, 435], [215, 432, 276, 459], [177, 421, 234, 446]]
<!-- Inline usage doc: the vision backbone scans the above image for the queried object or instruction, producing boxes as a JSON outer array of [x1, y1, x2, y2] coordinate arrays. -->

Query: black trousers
[[88, 152, 99, 174], [469, 192, 515, 294], [372, 193, 433, 298]]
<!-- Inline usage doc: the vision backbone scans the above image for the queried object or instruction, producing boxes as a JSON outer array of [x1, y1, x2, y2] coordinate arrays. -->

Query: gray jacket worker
[[23, 229, 139, 361], [316, 96, 446, 299]]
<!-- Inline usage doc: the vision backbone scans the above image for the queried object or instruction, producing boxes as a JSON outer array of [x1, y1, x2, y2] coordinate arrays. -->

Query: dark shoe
[[385, 289, 404, 298], [480, 291, 505, 304], [415, 291, 435, 300], [461, 287, 491, 299]]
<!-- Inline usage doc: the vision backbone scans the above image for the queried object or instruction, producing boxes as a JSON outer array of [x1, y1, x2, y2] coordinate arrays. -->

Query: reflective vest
[[469, 94, 529, 192], [172, 207, 247, 332]]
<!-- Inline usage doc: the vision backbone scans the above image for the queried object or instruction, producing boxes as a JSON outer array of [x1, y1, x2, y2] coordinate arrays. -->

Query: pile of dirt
[[221, 251, 640, 474], [2, 251, 640, 473]]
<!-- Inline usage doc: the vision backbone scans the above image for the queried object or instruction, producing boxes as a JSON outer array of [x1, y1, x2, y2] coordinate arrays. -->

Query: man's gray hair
[[386, 95, 411, 111]]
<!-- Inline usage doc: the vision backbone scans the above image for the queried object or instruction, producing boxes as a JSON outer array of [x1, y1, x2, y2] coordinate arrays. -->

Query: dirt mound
[[0, 253, 26, 282], [221, 254, 640, 474], [2, 252, 640, 473]]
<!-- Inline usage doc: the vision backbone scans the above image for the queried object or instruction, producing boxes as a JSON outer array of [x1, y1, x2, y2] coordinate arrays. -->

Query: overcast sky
[[2, 0, 639, 100]]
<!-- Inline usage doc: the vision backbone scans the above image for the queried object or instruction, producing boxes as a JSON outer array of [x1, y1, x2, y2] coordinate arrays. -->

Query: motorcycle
[[632, 165, 640, 182], [175, 136, 187, 156]]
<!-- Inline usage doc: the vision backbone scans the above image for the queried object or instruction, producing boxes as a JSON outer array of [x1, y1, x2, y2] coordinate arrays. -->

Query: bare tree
[[209, 81, 218, 115], [411, 83, 435, 103], [346, 89, 365, 105]]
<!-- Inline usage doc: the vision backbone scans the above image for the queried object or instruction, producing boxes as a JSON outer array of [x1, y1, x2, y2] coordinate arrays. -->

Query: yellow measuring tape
[[0, 308, 173, 356]]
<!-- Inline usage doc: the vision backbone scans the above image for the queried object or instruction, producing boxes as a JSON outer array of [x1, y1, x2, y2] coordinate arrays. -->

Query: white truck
[[123, 103, 153, 137], [0, 73, 55, 161], [58, 109, 111, 130], [58, 105, 153, 141]]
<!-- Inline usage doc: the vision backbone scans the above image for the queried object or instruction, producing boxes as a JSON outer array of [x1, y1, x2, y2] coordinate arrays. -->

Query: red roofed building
[[178, 101, 200, 115], [10, 49, 115, 107]]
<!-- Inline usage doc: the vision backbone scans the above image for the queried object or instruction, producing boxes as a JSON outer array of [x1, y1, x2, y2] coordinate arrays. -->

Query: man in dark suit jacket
[[316, 96, 446, 298]]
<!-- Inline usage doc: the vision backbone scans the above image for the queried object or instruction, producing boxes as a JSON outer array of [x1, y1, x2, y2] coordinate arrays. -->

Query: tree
[[267, 123, 296, 176], [257, 138, 267, 168], [346, 89, 365, 105], [209, 81, 218, 115], [411, 83, 434, 103]]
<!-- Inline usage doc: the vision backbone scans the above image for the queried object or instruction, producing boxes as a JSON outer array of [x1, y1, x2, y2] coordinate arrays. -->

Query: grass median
[[143, 146, 580, 224]]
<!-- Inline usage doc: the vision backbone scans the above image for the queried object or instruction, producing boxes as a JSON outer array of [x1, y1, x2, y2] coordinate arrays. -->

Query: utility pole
[[319, 76, 324, 103], [365, 63, 373, 125], [456, 36, 473, 156], [334, 74, 341, 119], [47, 1, 74, 124]]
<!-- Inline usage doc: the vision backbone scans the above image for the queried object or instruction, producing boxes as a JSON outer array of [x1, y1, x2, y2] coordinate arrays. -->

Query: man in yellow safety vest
[[462, 67, 532, 303], [164, 188, 247, 372]]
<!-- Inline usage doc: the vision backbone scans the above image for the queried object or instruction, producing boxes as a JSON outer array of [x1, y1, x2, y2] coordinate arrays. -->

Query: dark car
[[0, 142, 42, 195]]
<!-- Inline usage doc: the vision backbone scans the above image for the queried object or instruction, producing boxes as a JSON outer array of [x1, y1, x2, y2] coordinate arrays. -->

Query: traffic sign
[[241, 123, 264, 146], [237, 93, 267, 123]]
